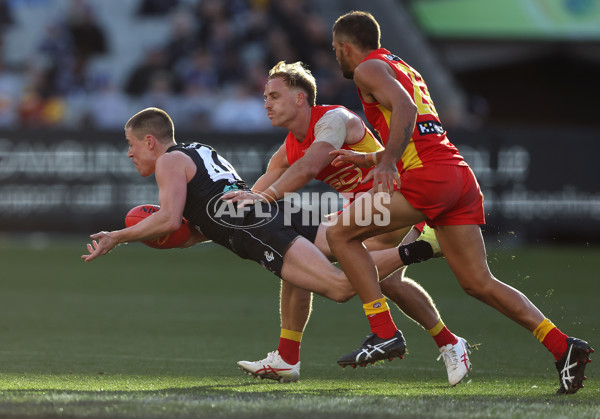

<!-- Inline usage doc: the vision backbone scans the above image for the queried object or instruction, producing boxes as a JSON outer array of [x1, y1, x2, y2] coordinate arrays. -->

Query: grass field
[[0, 237, 598, 418]]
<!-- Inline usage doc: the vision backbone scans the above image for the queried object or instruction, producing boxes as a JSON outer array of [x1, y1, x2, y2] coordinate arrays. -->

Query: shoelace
[[437, 345, 459, 370], [262, 351, 278, 364], [355, 338, 398, 361], [559, 345, 576, 388]]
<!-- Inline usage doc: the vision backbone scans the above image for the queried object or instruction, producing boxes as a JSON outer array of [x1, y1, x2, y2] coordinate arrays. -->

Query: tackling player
[[228, 61, 471, 386], [327, 11, 593, 394]]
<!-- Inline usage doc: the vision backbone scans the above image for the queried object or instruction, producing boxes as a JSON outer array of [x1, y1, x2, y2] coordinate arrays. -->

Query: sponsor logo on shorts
[[264, 251, 274, 262]]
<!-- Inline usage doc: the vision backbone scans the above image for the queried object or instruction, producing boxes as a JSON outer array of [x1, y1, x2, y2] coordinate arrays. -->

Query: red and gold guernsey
[[285, 105, 383, 194], [359, 48, 466, 173]]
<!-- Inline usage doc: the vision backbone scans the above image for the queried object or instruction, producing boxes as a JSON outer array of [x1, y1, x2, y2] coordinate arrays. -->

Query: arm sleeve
[[313, 108, 352, 150]]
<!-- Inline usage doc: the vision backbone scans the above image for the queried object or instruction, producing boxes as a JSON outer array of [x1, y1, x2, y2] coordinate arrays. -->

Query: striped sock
[[364, 298, 397, 339], [277, 329, 302, 365], [427, 320, 458, 348], [533, 319, 568, 361]]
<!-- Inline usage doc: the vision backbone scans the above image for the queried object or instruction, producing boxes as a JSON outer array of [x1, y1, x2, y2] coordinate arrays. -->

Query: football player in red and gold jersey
[[329, 11, 592, 394], [230, 61, 470, 385]]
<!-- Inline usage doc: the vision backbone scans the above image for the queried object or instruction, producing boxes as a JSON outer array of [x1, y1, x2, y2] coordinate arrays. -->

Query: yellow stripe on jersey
[[377, 103, 392, 136], [395, 61, 438, 117], [402, 141, 423, 170], [377, 104, 423, 170], [346, 130, 384, 154]]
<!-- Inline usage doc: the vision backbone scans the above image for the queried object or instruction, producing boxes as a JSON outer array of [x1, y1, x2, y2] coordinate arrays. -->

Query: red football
[[124, 204, 191, 249]]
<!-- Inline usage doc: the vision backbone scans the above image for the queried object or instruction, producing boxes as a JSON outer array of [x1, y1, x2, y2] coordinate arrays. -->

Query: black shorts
[[231, 201, 319, 277]]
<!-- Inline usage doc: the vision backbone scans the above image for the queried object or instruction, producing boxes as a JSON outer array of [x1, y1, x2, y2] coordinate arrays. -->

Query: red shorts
[[400, 165, 485, 226], [413, 221, 426, 233]]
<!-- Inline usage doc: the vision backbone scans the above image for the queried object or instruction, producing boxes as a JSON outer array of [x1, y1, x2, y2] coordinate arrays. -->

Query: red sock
[[277, 337, 300, 365], [542, 327, 569, 361], [367, 310, 398, 339], [432, 326, 458, 348]]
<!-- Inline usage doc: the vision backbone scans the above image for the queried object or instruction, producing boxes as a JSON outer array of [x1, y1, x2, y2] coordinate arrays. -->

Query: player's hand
[[369, 161, 400, 195], [81, 231, 118, 262], [221, 190, 265, 208], [329, 149, 372, 168]]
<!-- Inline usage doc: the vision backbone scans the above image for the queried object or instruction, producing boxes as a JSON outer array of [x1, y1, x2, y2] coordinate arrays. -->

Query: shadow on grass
[[1, 377, 599, 419]]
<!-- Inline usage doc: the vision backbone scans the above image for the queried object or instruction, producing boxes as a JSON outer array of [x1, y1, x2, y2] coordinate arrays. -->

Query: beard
[[338, 55, 354, 79], [341, 68, 354, 79]]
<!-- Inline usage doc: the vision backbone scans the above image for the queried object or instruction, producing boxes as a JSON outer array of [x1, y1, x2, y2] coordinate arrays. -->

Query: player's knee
[[331, 276, 355, 303], [332, 288, 355, 303], [379, 270, 407, 294], [460, 279, 493, 300], [326, 222, 359, 248], [456, 268, 496, 299]]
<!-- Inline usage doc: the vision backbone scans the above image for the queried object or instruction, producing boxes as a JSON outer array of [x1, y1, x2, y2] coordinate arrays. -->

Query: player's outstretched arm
[[268, 142, 335, 196], [81, 231, 119, 262], [252, 143, 289, 193], [82, 152, 189, 262], [354, 60, 416, 195], [224, 142, 338, 204]]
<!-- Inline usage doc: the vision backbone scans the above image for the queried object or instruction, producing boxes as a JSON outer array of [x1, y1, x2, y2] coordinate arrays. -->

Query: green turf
[[0, 238, 598, 418]]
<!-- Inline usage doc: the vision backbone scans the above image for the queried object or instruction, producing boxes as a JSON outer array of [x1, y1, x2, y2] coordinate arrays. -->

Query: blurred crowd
[[0, 0, 361, 131]]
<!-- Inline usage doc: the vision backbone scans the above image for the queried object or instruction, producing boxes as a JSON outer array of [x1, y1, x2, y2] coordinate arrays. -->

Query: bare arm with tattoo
[[353, 59, 417, 194]]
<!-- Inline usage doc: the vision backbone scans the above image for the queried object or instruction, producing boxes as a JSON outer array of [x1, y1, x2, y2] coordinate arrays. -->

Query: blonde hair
[[268, 61, 317, 106]]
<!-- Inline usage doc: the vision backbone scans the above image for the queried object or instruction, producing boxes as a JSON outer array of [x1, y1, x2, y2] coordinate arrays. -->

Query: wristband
[[268, 185, 280, 200], [371, 152, 378, 165], [365, 152, 378, 167]]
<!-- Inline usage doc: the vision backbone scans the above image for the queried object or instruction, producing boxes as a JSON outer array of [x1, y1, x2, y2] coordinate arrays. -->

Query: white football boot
[[237, 350, 300, 383], [437, 337, 471, 386]]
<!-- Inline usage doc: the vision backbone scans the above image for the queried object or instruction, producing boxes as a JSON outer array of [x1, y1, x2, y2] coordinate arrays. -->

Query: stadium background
[[0, 2, 598, 416], [0, 0, 598, 244]]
